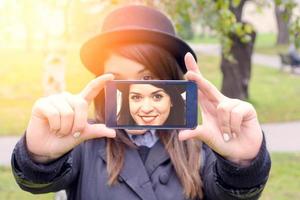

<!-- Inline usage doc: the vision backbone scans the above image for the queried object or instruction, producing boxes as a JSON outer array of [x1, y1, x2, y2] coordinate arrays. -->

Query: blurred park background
[[0, 0, 300, 199]]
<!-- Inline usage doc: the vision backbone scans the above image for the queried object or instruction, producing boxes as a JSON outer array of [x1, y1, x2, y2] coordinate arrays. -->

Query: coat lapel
[[144, 140, 170, 176], [98, 142, 158, 200]]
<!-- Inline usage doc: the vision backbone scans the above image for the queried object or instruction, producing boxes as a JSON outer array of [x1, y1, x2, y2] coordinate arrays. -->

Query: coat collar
[[98, 139, 170, 200]]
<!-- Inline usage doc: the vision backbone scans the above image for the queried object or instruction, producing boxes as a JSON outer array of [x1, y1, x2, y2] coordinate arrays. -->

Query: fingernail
[[73, 132, 81, 138], [54, 131, 63, 138], [223, 133, 230, 142], [232, 133, 237, 139]]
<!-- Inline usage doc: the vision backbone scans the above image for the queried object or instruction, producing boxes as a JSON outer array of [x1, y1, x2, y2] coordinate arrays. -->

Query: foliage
[[274, 0, 300, 47], [196, 0, 253, 56], [2, 0, 298, 50], [157, 0, 196, 39], [138, 0, 300, 54], [154, 1, 195, 39], [290, 16, 300, 47], [137, 0, 256, 58]]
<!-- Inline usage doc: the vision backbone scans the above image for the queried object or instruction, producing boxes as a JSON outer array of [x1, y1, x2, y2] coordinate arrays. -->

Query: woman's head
[[88, 4, 191, 121], [94, 43, 185, 123], [117, 83, 185, 126]]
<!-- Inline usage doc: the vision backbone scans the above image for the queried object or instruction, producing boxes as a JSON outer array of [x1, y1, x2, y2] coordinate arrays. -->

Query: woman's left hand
[[179, 53, 263, 166]]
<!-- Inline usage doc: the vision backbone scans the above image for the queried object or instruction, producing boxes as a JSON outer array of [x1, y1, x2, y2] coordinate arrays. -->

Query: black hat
[[80, 5, 197, 75]]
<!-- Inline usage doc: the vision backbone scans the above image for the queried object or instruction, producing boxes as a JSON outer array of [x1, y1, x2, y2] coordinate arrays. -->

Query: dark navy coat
[[12, 135, 271, 200]]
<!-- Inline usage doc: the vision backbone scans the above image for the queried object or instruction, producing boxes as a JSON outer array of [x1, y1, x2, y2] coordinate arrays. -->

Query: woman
[[11, 5, 271, 200], [288, 43, 300, 66], [117, 83, 186, 126]]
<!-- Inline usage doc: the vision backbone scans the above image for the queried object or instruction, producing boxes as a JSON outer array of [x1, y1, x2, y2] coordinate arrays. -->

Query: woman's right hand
[[26, 74, 116, 163]]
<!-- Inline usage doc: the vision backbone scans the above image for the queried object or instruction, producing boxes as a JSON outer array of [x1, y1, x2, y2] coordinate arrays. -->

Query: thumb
[[184, 52, 200, 73], [178, 125, 208, 142], [81, 123, 116, 140]]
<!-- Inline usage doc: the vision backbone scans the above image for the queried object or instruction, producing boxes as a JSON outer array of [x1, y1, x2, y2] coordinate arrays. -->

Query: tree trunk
[[220, 0, 254, 100], [275, 5, 290, 45], [221, 30, 256, 100], [229, 0, 248, 21]]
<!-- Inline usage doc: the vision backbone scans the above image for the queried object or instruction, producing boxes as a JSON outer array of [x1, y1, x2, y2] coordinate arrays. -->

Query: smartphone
[[105, 80, 198, 129]]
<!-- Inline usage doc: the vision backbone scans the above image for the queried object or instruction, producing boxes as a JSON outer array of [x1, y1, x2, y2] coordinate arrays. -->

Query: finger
[[64, 93, 88, 136], [185, 52, 223, 102], [33, 99, 61, 133], [185, 52, 223, 101], [230, 105, 243, 136], [216, 99, 240, 142], [185, 71, 224, 103], [49, 95, 74, 137], [81, 123, 116, 140], [178, 125, 207, 142], [184, 52, 201, 73], [230, 102, 256, 136], [179, 125, 222, 151], [79, 73, 114, 103]]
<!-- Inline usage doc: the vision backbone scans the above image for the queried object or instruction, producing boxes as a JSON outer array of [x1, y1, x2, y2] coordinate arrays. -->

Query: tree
[[275, 4, 290, 44], [274, 0, 298, 45], [93, 0, 300, 99], [107, 0, 256, 99], [148, 0, 300, 99], [160, 0, 257, 99], [220, 0, 256, 99]]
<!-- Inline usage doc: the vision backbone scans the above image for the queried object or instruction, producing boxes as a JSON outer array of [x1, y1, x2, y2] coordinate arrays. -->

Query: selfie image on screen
[[116, 83, 186, 126]]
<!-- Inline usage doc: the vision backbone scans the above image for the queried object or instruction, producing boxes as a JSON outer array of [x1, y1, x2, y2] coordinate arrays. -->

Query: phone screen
[[105, 80, 197, 129], [116, 82, 186, 126]]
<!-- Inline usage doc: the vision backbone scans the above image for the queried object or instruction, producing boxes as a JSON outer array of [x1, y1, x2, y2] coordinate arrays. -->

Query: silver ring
[[73, 132, 81, 138]]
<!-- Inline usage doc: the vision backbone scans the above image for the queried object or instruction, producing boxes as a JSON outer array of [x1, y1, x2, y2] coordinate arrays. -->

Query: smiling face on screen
[[128, 84, 172, 126]]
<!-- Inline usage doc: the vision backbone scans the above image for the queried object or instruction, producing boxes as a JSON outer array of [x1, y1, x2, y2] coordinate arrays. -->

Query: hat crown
[[80, 5, 197, 75], [102, 5, 176, 36]]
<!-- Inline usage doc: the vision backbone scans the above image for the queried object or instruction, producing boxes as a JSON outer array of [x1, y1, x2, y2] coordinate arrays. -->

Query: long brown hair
[[94, 43, 203, 199]]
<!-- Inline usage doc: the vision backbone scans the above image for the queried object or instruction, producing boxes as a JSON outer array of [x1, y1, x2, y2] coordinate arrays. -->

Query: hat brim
[[80, 29, 197, 75]]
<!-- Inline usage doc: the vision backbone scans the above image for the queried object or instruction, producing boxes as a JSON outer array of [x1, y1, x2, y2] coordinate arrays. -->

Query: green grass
[[249, 64, 300, 122], [190, 32, 276, 45], [1, 153, 299, 199], [198, 55, 300, 123], [260, 153, 300, 200], [254, 33, 289, 55], [255, 33, 277, 48], [187, 34, 219, 44], [190, 33, 289, 55], [0, 167, 54, 199], [255, 44, 289, 56]]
